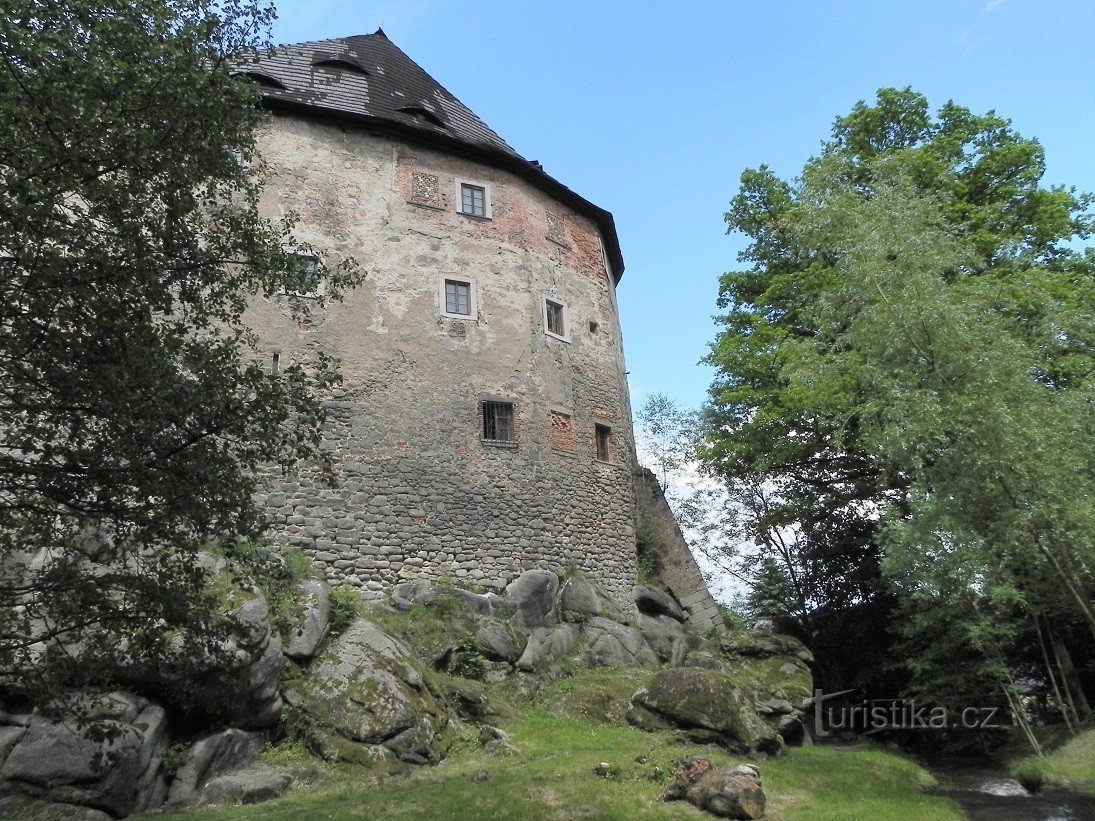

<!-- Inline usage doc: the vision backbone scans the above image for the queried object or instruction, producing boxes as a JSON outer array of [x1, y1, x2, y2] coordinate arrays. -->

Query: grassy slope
[[154, 671, 960, 820], [1010, 727, 1095, 795]]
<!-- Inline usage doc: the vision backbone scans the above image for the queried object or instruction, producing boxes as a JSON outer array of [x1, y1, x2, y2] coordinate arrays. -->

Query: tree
[[701, 88, 1094, 716], [0, 0, 359, 702], [635, 393, 696, 490]]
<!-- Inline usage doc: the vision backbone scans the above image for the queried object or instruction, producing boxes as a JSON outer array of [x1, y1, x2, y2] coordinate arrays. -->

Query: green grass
[[151, 671, 961, 820], [1010, 727, 1095, 795]]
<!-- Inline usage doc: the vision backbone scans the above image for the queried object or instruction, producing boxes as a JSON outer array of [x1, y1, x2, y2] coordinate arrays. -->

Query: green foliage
[[447, 646, 487, 681], [717, 600, 749, 632], [635, 393, 697, 490], [556, 561, 584, 581], [633, 504, 668, 586], [1010, 728, 1095, 796], [161, 743, 191, 779], [0, 0, 361, 704], [327, 585, 362, 635], [700, 86, 1095, 705]]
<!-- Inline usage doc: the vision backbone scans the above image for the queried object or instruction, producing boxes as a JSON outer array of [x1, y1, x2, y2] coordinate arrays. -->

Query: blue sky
[[270, 1, 1095, 412]]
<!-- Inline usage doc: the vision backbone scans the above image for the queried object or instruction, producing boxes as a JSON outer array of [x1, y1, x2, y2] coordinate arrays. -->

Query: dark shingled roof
[[235, 30, 624, 280]]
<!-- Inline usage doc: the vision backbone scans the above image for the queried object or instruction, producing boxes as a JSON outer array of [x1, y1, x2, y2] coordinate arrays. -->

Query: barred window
[[595, 423, 612, 462], [482, 401, 514, 442], [461, 183, 486, 217], [445, 279, 471, 316]]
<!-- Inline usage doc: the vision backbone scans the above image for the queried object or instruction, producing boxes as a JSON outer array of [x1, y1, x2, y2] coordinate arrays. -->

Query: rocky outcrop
[[628, 668, 781, 755], [504, 570, 559, 629], [0, 693, 168, 818], [664, 757, 766, 819], [164, 728, 264, 808], [285, 580, 331, 662], [293, 619, 454, 769], [625, 623, 816, 756]]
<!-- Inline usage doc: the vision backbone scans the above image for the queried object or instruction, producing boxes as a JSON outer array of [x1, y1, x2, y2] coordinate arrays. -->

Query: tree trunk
[[1036, 614, 1076, 733], [1048, 626, 1093, 723]]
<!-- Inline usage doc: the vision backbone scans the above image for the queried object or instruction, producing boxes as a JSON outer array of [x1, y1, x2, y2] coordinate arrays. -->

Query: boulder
[[474, 619, 528, 664], [665, 758, 765, 819], [0, 795, 113, 819], [390, 580, 440, 611], [504, 570, 559, 629], [633, 585, 686, 622], [204, 590, 285, 730], [515, 624, 580, 671], [558, 577, 618, 622], [284, 579, 331, 662], [165, 728, 264, 808], [719, 631, 813, 665], [449, 588, 499, 616], [194, 768, 293, 806], [0, 693, 168, 817], [629, 668, 780, 754], [582, 617, 660, 668], [639, 613, 692, 665], [294, 618, 453, 768]]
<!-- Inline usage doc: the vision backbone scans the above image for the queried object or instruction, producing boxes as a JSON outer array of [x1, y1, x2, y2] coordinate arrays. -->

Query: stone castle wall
[[247, 115, 639, 604]]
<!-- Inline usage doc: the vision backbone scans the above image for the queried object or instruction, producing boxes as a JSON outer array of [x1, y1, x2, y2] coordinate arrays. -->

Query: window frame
[[455, 179, 492, 219], [481, 398, 517, 446], [278, 253, 324, 299], [594, 422, 613, 463], [439, 276, 478, 321], [543, 295, 570, 342]]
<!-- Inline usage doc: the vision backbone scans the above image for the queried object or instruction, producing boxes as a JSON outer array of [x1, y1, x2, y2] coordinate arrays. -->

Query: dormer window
[[397, 106, 447, 129], [456, 180, 491, 219], [236, 71, 287, 90], [312, 58, 370, 76]]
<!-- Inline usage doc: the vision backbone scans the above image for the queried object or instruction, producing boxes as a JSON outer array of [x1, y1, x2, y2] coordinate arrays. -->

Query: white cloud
[[986, 0, 1007, 10]]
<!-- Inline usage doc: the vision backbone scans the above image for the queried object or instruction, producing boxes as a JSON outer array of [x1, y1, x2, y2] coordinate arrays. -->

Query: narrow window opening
[[271, 352, 280, 374], [588, 320, 600, 334], [595, 423, 612, 462], [482, 401, 515, 442]]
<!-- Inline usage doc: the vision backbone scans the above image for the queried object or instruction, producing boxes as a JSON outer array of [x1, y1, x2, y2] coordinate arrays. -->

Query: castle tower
[[241, 31, 638, 604]]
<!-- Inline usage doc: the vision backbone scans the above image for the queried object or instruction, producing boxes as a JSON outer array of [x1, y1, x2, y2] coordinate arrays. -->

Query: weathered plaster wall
[[247, 115, 639, 604]]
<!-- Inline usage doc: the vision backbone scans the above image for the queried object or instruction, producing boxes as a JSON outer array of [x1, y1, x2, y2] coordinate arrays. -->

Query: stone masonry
[[248, 116, 638, 604]]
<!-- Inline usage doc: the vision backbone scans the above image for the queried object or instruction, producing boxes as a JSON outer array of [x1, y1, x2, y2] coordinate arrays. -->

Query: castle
[[240, 30, 717, 621]]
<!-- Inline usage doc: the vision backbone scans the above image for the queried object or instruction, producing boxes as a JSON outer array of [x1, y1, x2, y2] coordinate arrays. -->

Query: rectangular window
[[544, 297, 568, 340], [482, 401, 514, 442], [595, 423, 612, 462], [281, 254, 320, 297], [445, 279, 471, 316], [461, 183, 486, 217]]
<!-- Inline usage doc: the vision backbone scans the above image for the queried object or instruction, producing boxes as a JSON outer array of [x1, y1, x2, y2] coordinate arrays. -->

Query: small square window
[[482, 400, 514, 442], [281, 254, 321, 297], [445, 280, 471, 315], [461, 183, 487, 217], [595, 423, 612, 462], [440, 277, 476, 320], [544, 297, 568, 340]]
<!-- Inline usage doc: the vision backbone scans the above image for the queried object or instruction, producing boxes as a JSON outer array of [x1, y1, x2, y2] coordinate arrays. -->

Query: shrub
[[328, 584, 362, 635]]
